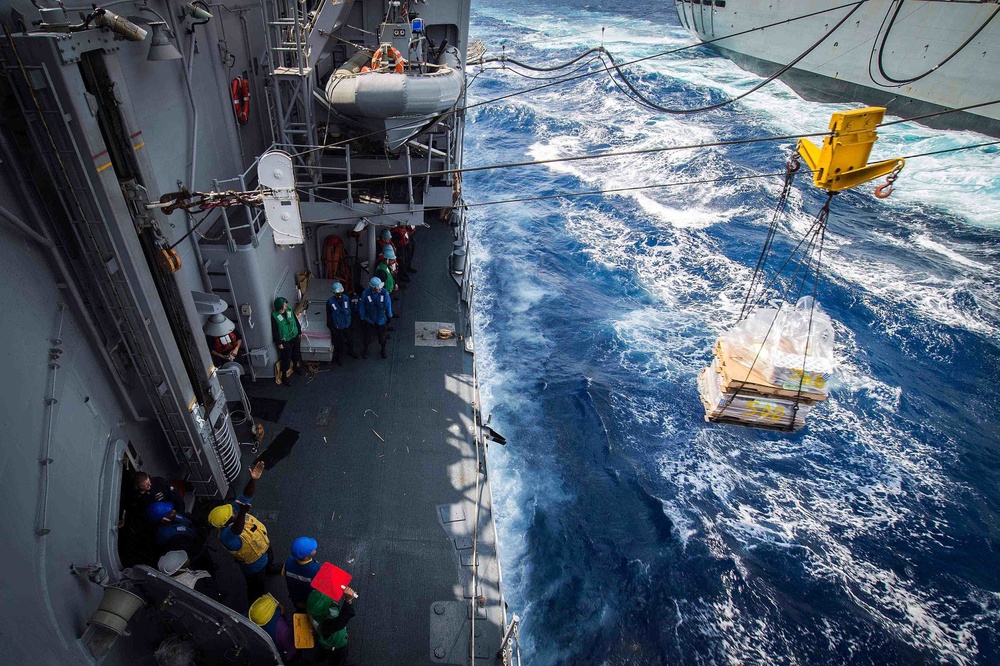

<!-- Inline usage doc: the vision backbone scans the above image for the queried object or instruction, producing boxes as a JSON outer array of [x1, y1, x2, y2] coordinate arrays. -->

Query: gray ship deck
[[231, 216, 504, 664]]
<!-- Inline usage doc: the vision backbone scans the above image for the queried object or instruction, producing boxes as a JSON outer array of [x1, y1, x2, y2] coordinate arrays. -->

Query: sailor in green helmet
[[271, 296, 303, 386], [306, 586, 357, 665]]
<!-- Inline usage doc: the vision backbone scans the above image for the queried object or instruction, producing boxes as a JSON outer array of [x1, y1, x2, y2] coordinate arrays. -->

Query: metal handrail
[[35, 303, 66, 536]]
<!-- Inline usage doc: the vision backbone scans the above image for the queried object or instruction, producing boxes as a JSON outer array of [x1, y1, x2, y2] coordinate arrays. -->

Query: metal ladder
[[3, 58, 224, 495], [266, 0, 320, 150]]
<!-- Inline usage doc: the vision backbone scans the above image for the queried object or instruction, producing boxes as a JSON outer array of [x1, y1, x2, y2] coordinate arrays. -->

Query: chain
[[874, 160, 904, 199], [147, 187, 272, 215]]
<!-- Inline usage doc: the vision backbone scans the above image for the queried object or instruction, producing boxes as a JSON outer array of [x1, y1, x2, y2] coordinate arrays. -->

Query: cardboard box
[[698, 366, 811, 431], [715, 340, 827, 402]]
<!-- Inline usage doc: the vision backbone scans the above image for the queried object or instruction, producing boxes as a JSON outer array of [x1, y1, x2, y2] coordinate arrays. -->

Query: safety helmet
[[208, 503, 234, 528], [273, 297, 288, 311], [291, 536, 318, 560], [249, 594, 279, 626], [204, 313, 236, 337], [157, 550, 189, 576], [380, 229, 392, 240], [147, 502, 174, 522], [331, 282, 345, 294], [369, 277, 383, 289], [381, 246, 396, 260]]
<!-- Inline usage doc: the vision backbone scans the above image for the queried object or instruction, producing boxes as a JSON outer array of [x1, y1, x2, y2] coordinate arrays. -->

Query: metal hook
[[874, 164, 902, 199]]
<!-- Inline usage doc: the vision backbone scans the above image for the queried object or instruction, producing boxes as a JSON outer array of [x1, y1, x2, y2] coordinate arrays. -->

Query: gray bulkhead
[[0, 0, 275, 660], [0, 0, 500, 661]]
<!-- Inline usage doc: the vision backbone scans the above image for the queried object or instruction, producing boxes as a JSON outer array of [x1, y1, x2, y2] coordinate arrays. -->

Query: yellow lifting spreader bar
[[797, 107, 904, 194]]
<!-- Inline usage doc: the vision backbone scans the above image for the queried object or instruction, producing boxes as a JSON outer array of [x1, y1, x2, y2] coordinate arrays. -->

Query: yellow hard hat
[[249, 594, 278, 626], [208, 504, 234, 528]]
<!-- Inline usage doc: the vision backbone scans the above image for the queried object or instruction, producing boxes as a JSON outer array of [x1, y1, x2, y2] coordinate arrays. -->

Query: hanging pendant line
[[743, 192, 831, 317], [788, 201, 831, 429], [718, 191, 835, 428], [739, 150, 799, 321]]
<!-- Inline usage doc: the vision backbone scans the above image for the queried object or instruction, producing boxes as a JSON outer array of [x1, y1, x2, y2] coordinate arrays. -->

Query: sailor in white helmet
[[327, 281, 358, 366], [358, 277, 393, 359], [157, 550, 221, 601], [204, 313, 242, 364]]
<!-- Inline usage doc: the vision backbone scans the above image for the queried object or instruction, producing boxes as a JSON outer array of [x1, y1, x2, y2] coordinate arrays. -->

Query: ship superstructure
[[675, 0, 1000, 136], [0, 0, 513, 663]]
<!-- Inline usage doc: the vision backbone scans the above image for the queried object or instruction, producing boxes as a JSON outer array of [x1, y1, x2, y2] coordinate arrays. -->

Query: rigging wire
[[739, 152, 799, 321], [322, 125, 1000, 191], [871, 0, 1000, 87], [287, 0, 876, 160], [329, 130, 833, 188], [470, 0, 875, 112], [596, 1, 866, 115], [878, 99, 1000, 127], [716, 192, 833, 428], [167, 209, 216, 250], [295, 51, 999, 171], [299, 135, 998, 226], [477, 55, 606, 82]]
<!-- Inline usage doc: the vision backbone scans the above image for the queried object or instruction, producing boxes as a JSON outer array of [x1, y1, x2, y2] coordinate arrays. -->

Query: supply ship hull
[[675, 0, 1000, 136], [0, 0, 513, 663]]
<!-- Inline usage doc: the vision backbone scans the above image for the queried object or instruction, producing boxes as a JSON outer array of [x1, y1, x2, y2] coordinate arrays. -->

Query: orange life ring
[[371, 45, 405, 73], [230, 77, 250, 126]]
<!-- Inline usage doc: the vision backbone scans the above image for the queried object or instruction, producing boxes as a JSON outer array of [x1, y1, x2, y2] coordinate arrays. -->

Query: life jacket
[[284, 556, 322, 604], [272, 310, 299, 342], [312, 614, 348, 651], [391, 226, 409, 247], [322, 235, 351, 291], [227, 514, 270, 564], [211, 333, 240, 356], [375, 262, 395, 292], [361, 289, 390, 325], [327, 295, 352, 330]]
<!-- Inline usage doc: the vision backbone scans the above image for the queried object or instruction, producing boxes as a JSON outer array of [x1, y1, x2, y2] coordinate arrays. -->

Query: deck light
[[146, 22, 182, 60]]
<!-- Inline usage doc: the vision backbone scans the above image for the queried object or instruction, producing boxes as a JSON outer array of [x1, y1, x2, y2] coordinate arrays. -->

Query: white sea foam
[[912, 234, 992, 271], [468, 2, 1000, 663]]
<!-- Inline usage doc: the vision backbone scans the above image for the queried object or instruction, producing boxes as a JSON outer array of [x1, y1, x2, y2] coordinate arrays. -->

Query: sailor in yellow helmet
[[249, 593, 296, 661], [208, 460, 278, 601]]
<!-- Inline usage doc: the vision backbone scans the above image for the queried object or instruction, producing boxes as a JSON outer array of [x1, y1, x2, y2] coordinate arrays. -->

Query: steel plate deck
[[239, 217, 503, 664]]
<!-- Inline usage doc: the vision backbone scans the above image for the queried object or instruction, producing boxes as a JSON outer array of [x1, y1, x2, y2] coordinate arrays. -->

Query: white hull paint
[[675, 0, 1000, 136]]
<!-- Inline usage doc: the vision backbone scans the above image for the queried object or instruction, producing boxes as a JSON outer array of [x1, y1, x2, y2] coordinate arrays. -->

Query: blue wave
[[467, 1, 1000, 664]]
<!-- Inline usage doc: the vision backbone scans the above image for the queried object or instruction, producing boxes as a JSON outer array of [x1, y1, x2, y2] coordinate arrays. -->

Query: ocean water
[[463, 2, 1000, 664]]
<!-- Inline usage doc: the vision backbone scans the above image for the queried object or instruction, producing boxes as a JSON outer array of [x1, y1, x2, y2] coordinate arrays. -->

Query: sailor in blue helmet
[[326, 282, 357, 366], [282, 536, 322, 610], [375, 227, 394, 258], [358, 276, 393, 359], [147, 501, 202, 559]]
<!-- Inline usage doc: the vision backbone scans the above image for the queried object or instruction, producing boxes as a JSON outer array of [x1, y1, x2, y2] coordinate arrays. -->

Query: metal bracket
[[797, 107, 904, 192]]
